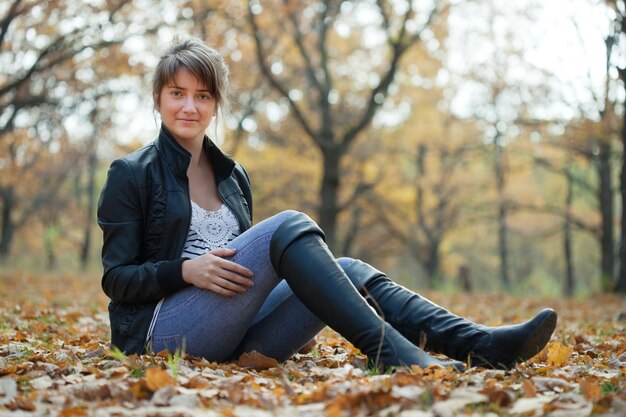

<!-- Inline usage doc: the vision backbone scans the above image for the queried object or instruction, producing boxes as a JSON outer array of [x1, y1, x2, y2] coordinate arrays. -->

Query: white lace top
[[182, 201, 241, 259], [147, 201, 241, 344]]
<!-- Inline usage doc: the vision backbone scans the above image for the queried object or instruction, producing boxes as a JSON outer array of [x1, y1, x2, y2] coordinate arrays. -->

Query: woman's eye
[[199, 95, 211, 100], [170, 91, 182, 97]]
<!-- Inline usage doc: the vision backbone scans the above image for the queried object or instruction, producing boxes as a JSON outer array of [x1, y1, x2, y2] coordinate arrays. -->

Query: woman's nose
[[182, 96, 196, 112]]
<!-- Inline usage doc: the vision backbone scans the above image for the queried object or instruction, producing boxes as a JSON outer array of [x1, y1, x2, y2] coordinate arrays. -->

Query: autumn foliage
[[0, 272, 624, 416]]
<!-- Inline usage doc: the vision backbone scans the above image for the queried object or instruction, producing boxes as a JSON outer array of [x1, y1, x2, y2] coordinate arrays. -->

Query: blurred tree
[[245, 0, 448, 251], [604, 0, 626, 293], [553, 119, 619, 293], [365, 71, 487, 288], [532, 143, 592, 297], [372, 133, 484, 289], [0, 0, 183, 261], [510, 1, 619, 294], [444, 0, 572, 291]]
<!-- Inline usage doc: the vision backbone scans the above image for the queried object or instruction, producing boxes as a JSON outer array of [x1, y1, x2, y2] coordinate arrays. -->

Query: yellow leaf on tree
[[546, 342, 573, 367], [144, 367, 176, 392]]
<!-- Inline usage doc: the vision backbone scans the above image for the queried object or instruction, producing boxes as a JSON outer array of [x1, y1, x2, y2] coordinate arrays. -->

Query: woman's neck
[[189, 143, 207, 168], [172, 134, 204, 167]]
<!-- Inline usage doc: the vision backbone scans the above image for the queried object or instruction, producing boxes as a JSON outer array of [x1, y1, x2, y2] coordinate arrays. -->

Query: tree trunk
[[80, 151, 97, 270], [616, 84, 626, 292], [494, 140, 511, 290], [44, 223, 58, 270], [319, 146, 341, 252], [597, 142, 614, 290], [0, 187, 15, 260], [341, 204, 361, 257], [425, 242, 440, 289], [458, 265, 472, 293], [563, 168, 575, 297]]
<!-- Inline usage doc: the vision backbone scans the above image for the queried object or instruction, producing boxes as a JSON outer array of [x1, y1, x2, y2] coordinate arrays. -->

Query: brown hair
[[152, 37, 230, 117]]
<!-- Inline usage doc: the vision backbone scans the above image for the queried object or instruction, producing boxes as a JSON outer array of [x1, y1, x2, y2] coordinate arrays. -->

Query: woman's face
[[157, 68, 217, 146]]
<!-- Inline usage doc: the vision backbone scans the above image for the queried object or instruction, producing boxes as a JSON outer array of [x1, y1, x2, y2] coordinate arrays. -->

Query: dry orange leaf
[[546, 341, 573, 367], [325, 401, 345, 417], [144, 367, 176, 392], [580, 378, 603, 403], [220, 408, 237, 417], [129, 380, 151, 400], [522, 379, 538, 398], [184, 376, 211, 389], [238, 351, 279, 370], [12, 331, 28, 342], [58, 406, 88, 417], [7, 396, 36, 412], [480, 386, 515, 407]]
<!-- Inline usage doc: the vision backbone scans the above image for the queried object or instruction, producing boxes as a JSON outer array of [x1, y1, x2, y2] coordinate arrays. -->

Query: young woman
[[98, 37, 557, 372]]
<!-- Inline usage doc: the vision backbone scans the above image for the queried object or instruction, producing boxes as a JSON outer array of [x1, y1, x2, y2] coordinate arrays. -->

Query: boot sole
[[517, 308, 558, 362]]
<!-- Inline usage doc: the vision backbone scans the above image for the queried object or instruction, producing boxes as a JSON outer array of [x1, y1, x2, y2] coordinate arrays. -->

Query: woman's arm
[[98, 159, 188, 304]]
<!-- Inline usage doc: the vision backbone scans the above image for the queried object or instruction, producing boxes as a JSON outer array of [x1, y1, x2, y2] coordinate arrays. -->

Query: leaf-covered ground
[[0, 272, 625, 417]]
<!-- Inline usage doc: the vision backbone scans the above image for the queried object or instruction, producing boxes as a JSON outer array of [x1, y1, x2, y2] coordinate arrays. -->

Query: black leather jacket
[[97, 126, 253, 354]]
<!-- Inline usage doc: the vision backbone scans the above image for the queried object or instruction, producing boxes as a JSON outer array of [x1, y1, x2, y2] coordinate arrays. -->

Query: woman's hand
[[182, 248, 254, 296]]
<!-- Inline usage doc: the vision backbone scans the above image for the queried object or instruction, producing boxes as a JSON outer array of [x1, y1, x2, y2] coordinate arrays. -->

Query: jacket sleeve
[[98, 159, 188, 304], [235, 163, 253, 222]]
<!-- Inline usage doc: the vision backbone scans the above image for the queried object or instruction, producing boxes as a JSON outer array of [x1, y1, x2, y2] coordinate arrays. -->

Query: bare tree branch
[[534, 156, 597, 196], [282, 0, 324, 94], [342, 2, 441, 149], [0, 0, 44, 48], [246, 0, 318, 142]]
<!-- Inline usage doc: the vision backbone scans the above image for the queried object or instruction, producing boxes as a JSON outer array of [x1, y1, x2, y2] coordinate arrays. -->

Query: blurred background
[[1, 0, 624, 298]]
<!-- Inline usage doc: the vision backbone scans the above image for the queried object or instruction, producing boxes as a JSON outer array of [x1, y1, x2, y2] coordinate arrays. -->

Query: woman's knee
[[337, 257, 356, 270], [274, 210, 300, 222]]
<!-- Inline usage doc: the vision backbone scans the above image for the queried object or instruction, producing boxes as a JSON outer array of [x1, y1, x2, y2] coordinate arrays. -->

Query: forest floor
[[0, 271, 624, 417]]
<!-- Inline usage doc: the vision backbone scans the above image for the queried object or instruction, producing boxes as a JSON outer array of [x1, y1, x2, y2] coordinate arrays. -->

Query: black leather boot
[[270, 213, 464, 372], [342, 259, 558, 370]]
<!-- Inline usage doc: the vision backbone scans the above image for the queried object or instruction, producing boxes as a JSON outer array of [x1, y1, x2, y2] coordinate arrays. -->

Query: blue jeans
[[151, 210, 355, 362]]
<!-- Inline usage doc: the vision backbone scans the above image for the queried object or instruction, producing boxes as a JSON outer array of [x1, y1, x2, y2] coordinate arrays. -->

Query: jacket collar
[[154, 125, 236, 181]]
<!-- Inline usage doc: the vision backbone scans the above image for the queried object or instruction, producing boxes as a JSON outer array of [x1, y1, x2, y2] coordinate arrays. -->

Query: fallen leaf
[[545, 393, 593, 417], [145, 367, 176, 391], [325, 390, 397, 416], [0, 377, 17, 405], [579, 378, 603, 403], [184, 376, 211, 389], [546, 342, 574, 367], [30, 375, 53, 390], [431, 387, 488, 415], [129, 380, 152, 400], [532, 377, 576, 392], [480, 386, 515, 407], [65, 380, 112, 401], [238, 351, 279, 370], [522, 378, 538, 398], [7, 396, 36, 412], [509, 396, 553, 414], [151, 385, 176, 406], [219, 408, 237, 417], [58, 406, 88, 417], [391, 384, 426, 400]]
